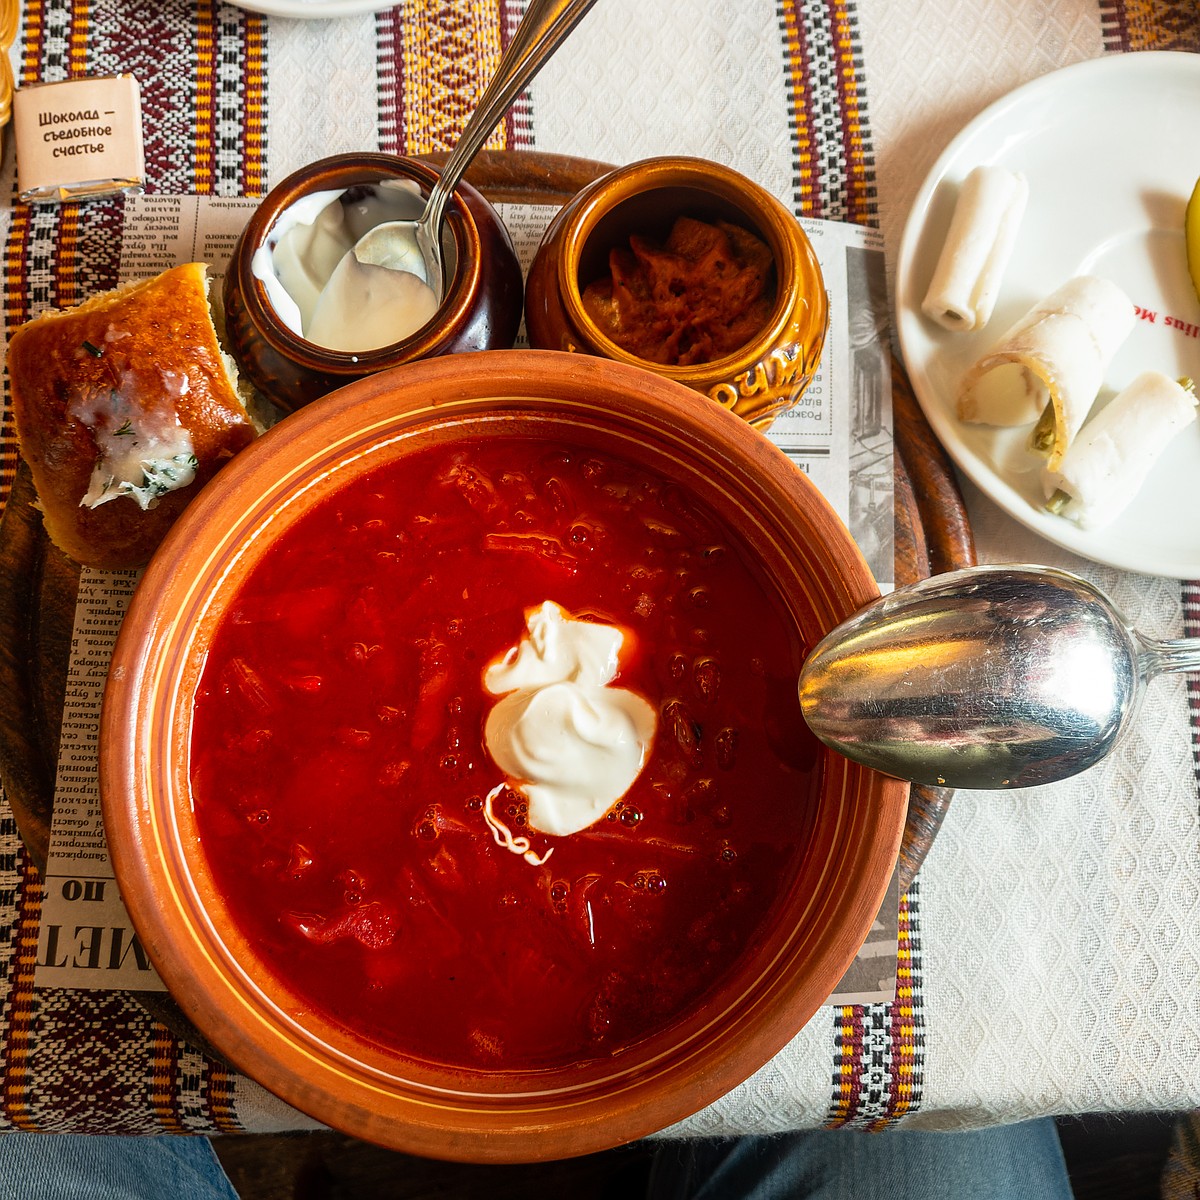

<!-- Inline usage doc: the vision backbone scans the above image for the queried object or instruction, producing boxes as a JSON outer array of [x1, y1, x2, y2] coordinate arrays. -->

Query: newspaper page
[[35, 195, 895, 1005], [36, 195, 256, 991]]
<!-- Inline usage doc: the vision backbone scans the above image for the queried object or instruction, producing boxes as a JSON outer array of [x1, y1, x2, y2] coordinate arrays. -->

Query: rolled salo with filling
[[1042, 371, 1197, 529], [921, 164, 1029, 333], [956, 275, 1135, 469]]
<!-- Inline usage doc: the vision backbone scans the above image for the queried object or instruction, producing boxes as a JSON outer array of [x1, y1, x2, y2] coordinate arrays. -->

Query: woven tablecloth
[[0, 0, 1197, 1139]]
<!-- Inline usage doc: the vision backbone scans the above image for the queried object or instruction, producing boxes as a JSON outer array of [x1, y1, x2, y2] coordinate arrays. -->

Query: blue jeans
[[0, 1120, 1074, 1199], [0, 1135, 238, 1200], [648, 1118, 1074, 1200]]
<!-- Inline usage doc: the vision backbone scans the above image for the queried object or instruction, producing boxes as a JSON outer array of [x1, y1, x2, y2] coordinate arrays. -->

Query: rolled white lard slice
[[1041, 371, 1197, 529], [957, 276, 1135, 468], [921, 165, 1029, 332]]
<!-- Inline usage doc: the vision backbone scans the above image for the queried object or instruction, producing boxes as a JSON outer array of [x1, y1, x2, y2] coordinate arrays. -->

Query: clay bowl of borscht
[[99, 348, 907, 1162]]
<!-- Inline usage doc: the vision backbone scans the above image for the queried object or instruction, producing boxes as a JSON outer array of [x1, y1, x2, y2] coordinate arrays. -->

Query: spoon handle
[[424, 0, 600, 239], [1138, 634, 1200, 680]]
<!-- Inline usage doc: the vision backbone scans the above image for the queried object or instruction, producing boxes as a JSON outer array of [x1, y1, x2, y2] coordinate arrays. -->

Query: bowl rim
[[99, 349, 907, 1162]]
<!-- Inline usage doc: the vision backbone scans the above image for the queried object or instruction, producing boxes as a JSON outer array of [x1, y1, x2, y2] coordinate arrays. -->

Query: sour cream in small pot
[[250, 181, 440, 354]]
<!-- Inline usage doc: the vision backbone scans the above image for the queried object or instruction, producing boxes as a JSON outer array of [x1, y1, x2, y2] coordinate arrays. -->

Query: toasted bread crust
[[8, 262, 256, 569]]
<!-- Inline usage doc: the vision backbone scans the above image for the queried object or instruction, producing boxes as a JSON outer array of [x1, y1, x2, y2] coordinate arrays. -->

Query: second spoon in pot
[[353, 0, 600, 300]]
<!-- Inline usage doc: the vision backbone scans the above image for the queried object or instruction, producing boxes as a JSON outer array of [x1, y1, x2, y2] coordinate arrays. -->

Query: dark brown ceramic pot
[[223, 152, 524, 413], [525, 156, 828, 431]]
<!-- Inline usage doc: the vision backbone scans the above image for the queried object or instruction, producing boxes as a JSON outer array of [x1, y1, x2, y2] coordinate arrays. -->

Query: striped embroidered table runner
[[0, 0, 1196, 1138]]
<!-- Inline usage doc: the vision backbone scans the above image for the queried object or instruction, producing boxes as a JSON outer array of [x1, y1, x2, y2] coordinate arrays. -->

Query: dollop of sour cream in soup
[[250, 181, 439, 354], [483, 601, 657, 844]]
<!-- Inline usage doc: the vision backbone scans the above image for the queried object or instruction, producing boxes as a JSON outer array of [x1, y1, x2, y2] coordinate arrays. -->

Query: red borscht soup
[[190, 435, 821, 1073]]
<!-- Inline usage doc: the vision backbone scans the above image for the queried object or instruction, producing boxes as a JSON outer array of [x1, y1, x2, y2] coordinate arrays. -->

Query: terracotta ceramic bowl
[[223, 152, 524, 413], [525, 157, 828, 430], [100, 350, 905, 1162]]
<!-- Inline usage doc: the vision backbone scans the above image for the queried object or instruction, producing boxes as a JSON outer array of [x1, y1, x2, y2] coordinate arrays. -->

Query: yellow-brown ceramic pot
[[525, 156, 828, 430]]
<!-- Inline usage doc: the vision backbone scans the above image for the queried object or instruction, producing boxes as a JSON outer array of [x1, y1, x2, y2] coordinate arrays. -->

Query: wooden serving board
[[0, 150, 973, 1045]]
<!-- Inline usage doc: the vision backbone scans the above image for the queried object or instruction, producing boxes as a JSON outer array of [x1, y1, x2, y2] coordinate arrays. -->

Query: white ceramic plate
[[230, 0, 393, 16], [896, 52, 1200, 578]]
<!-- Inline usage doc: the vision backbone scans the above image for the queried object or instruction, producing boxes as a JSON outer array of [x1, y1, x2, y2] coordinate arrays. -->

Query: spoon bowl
[[798, 564, 1200, 789]]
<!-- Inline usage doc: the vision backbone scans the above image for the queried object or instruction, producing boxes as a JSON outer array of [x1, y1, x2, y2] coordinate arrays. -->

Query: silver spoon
[[353, 0, 600, 300], [798, 564, 1200, 790]]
